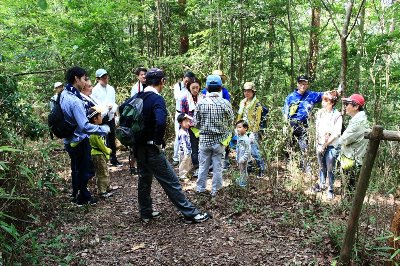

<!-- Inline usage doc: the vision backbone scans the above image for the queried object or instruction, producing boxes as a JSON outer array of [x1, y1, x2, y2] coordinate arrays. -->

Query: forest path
[[46, 150, 336, 265]]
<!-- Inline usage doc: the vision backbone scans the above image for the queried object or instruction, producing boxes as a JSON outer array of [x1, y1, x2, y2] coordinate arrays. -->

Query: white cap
[[95, 69, 108, 78], [54, 82, 63, 88]]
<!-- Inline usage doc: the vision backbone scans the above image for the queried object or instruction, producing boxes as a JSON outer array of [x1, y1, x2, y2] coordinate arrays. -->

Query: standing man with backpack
[[61, 66, 110, 205], [92, 68, 122, 167], [172, 71, 195, 166], [130, 67, 147, 97], [134, 68, 210, 223]]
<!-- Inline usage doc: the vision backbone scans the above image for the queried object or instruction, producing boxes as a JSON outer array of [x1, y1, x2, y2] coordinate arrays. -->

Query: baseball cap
[[206, 75, 222, 87], [297, 75, 309, 82], [87, 105, 105, 119], [145, 68, 165, 80], [343, 94, 365, 107], [177, 113, 193, 123], [243, 81, 256, 91], [95, 69, 108, 78], [54, 82, 63, 88]]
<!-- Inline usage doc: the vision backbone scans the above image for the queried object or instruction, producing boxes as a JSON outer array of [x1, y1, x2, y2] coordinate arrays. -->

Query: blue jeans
[[317, 146, 338, 191], [250, 134, 265, 173], [65, 138, 93, 201], [197, 143, 225, 194], [136, 144, 200, 219]]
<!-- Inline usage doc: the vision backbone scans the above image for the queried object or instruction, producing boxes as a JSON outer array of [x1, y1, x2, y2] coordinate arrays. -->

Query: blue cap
[[95, 69, 108, 78], [206, 75, 222, 87]]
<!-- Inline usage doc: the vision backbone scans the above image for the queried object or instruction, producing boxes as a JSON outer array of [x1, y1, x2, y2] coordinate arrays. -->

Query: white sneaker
[[327, 190, 334, 200]]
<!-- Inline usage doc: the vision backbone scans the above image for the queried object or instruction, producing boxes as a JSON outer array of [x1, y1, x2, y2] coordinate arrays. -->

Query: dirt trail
[[47, 150, 337, 266]]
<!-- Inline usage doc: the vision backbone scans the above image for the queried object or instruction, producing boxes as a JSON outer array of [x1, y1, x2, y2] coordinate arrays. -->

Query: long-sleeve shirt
[[173, 81, 188, 111], [130, 81, 146, 97], [60, 88, 109, 144], [194, 92, 234, 147], [236, 134, 251, 163], [339, 111, 369, 165], [92, 83, 118, 120], [178, 128, 192, 156], [283, 89, 323, 124], [90, 135, 111, 160]]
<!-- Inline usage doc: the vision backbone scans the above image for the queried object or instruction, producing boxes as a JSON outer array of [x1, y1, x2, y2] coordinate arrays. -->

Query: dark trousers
[[289, 121, 309, 170], [65, 138, 93, 200], [106, 118, 117, 162], [136, 144, 199, 219], [188, 129, 199, 169]]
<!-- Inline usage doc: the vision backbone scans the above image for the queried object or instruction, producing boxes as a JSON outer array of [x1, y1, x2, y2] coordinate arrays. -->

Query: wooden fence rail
[[339, 125, 400, 265]]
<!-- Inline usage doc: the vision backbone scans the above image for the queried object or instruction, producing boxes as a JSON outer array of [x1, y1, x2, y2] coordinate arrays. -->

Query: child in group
[[177, 113, 193, 180], [235, 120, 251, 187], [88, 106, 116, 198]]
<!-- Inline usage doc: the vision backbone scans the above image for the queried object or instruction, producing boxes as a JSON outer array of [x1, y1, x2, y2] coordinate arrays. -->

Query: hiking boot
[[141, 211, 162, 223], [311, 183, 322, 193], [110, 160, 123, 167], [107, 185, 120, 193], [76, 197, 98, 207], [192, 169, 199, 177], [172, 160, 179, 167], [184, 212, 211, 224]]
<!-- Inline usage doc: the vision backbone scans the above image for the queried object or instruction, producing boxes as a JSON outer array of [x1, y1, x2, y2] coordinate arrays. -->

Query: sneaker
[[172, 160, 179, 167], [141, 211, 162, 223], [192, 169, 199, 177], [99, 191, 114, 199], [184, 212, 211, 224], [110, 160, 123, 167], [311, 183, 322, 193], [76, 197, 98, 207], [257, 171, 264, 178], [107, 185, 120, 193], [327, 190, 334, 200], [179, 174, 188, 180]]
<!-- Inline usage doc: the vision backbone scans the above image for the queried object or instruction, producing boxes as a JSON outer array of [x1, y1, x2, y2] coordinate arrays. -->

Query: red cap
[[343, 94, 365, 107]]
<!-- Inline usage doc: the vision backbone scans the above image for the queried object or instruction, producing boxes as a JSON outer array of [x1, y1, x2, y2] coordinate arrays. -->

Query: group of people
[[283, 75, 369, 200], [51, 65, 369, 224]]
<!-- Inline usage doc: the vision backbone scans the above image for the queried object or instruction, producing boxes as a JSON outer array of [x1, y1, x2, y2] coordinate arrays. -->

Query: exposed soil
[[39, 150, 396, 266]]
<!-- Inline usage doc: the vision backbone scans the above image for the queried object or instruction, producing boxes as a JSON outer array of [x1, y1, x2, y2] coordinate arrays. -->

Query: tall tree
[[307, 1, 321, 80]]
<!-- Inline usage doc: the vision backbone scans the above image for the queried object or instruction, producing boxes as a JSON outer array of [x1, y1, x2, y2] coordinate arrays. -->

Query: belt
[[176, 110, 181, 113]]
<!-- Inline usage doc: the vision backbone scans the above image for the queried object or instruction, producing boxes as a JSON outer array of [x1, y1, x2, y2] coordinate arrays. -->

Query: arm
[[91, 135, 111, 155], [325, 114, 342, 147], [72, 102, 109, 136], [339, 121, 365, 146], [152, 97, 168, 145]]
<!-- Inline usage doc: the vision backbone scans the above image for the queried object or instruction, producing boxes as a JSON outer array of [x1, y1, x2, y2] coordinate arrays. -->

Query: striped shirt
[[194, 92, 234, 147]]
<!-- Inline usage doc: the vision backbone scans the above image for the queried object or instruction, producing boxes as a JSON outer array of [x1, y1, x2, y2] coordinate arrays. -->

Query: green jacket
[[89, 135, 111, 160], [339, 111, 369, 165]]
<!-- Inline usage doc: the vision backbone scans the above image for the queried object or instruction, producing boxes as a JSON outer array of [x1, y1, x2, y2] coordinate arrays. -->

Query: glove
[[100, 124, 111, 134]]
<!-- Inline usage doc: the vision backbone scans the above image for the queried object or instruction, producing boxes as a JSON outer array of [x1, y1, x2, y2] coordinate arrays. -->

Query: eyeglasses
[[344, 101, 357, 107]]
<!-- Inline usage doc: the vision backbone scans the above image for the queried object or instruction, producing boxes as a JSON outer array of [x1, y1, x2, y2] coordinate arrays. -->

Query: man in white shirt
[[130, 67, 147, 97], [92, 68, 122, 167], [172, 71, 195, 166]]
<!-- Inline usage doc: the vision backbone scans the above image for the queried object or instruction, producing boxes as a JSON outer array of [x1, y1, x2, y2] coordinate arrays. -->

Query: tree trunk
[[266, 15, 276, 91], [238, 16, 245, 87], [156, 0, 164, 56], [178, 0, 188, 54], [308, 3, 320, 81], [353, 5, 365, 92], [287, 0, 295, 88], [339, 0, 354, 93]]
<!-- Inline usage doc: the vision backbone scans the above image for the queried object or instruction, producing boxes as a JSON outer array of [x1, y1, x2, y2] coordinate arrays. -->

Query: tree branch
[[12, 68, 66, 77], [346, 0, 366, 38], [321, 0, 342, 36]]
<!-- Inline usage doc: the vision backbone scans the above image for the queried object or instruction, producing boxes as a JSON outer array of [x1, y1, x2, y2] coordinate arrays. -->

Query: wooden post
[[338, 125, 384, 265]]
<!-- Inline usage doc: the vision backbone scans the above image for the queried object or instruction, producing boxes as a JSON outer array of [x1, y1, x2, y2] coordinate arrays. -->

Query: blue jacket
[[201, 87, 231, 101], [60, 88, 109, 144], [283, 89, 323, 124]]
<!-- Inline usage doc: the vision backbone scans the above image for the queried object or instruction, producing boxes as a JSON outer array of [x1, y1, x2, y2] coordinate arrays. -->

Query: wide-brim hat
[[212, 70, 227, 82]]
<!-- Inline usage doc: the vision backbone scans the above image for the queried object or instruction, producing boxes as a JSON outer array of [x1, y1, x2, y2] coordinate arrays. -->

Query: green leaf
[[37, 0, 48, 10]]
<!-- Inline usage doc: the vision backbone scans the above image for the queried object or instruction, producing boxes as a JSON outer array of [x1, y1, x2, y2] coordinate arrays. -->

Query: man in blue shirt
[[283, 75, 323, 172], [61, 66, 110, 206], [134, 68, 210, 224]]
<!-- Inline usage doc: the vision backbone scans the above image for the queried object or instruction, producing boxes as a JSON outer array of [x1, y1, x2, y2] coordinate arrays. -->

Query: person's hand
[[108, 104, 113, 110], [317, 145, 325, 154], [337, 84, 343, 95], [156, 144, 165, 154]]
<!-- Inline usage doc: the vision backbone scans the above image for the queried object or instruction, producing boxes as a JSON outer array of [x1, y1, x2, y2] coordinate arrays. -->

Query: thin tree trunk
[[308, 3, 320, 81], [340, 1, 354, 92], [238, 16, 245, 87], [178, 0, 189, 54], [156, 0, 164, 56], [287, 0, 295, 88], [354, 4, 365, 92], [267, 16, 276, 91]]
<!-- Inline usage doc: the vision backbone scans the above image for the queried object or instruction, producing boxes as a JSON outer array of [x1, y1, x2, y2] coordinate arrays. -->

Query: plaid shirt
[[194, 92, 234, 147]]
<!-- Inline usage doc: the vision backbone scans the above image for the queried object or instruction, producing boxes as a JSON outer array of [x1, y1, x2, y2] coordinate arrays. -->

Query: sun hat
[[212, 70, 227, 82], [243, 82, 256, 91]]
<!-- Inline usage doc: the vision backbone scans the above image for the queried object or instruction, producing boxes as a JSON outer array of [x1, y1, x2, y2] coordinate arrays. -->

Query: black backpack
[[116, 92, 152, 147], [48, 93, 77, 139]]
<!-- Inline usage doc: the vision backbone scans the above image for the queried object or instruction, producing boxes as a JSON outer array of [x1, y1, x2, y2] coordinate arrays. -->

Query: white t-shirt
[[173, 81, 188, 111], [92, 83, 118, 120], [130, 81, 145, 97]]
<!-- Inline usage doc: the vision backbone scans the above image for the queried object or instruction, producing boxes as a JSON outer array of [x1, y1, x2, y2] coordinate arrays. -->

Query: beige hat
[[243, 81, 256, 91], [212, 70, 227, 82]]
